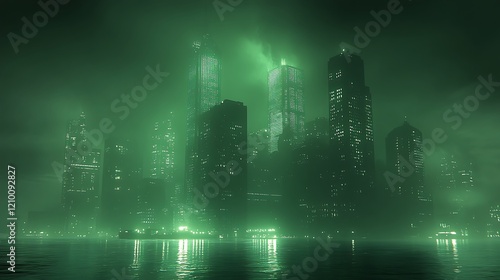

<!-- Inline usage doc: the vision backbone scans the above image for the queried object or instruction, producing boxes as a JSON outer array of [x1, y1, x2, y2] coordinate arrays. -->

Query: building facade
[[61, 112, 103, 236], [327, 52, 375, 237], [268, 62, 305, 153], [386, 120, 433, 237], [101, 138, 142, 235], [185, 34, 222, 210], [146, 113, 175, 181], [194, 100, 248, 236]]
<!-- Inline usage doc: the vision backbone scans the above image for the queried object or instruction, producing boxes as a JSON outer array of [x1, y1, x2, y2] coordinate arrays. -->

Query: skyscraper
[[285, 120, 331, 236], [101, 138, 142, 235], [305, 117, 329, 145], [143, 115, 177, 232], [327, 52, 375, 237], [61, 112, 103, 236], [145, 113, 175, 181], [137, 178, 170, 231], [195, 99, 247, 236], [268, 61, 305, 153], [247, 129, 280, 232], [487, 203, 500, 238], [437, 153, 477, 236], [185, 34, 222, 207], [386, 120, 432, 237]]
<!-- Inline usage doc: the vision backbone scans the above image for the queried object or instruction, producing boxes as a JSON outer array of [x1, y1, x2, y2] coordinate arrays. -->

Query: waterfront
[[2, 238, 500, 279]]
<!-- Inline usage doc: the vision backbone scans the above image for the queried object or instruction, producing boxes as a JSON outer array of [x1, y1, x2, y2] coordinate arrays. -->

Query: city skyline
[[0, 0, 496, 235], [2, 1, 500, 279], [29, 43, 496, 239]]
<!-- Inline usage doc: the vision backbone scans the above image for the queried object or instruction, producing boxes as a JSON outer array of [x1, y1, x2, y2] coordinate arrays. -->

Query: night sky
[[1, 0, 499, 219]]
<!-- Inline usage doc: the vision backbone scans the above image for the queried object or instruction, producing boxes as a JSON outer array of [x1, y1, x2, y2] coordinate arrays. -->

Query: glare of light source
[[178, 226, 188, 231]]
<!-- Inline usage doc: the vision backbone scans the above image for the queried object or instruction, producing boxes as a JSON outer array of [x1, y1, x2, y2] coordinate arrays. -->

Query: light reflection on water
[[4, 238, 500, 279], [436, 238, 467, 278]]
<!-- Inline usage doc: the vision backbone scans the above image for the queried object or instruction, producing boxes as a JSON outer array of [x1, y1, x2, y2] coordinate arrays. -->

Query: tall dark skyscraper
[[194, 99, 247, 237], [327, 52, 375, 237], [386, 120, 432, 237], [268, 61, 305, 153], [185, 34, 222, 208], [137, 178, 170, 231], [284, 118, 331, 236], [247, 129, 281, 232], [101, 138, 142, 235], [305, 117, 329, 145], [61, 112, 103, 236]]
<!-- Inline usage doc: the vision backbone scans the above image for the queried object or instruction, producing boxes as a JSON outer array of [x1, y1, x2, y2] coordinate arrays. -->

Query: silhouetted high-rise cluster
[[44, 36, 497, 240]]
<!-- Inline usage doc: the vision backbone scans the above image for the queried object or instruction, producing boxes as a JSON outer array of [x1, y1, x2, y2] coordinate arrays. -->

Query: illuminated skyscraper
[[146, 112, 175, 181], [487, 203, 500, 238], [268, 62, 305, 153], [386, 120, 432, 237], [185, 34, 222, 205], [61, 112, 103, 236], [327, 52, 375, 237], [143, 114, 177, 232]]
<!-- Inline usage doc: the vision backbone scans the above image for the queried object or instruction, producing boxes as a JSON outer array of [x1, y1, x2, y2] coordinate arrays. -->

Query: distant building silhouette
[[137, 178, 171, 231], [436, 153, 479, 237], [145, 113, 175, 181], [268, 62, 305, 153], [305, 117, 329, 145], [386, 120, 432, 237], [185, 34, 222, 211], [101, 137, 142, 235], [246, 129, 281, 232], [487, 203, 500, 237], [61, 112, 102, 236], [285, 119, 331, 236]]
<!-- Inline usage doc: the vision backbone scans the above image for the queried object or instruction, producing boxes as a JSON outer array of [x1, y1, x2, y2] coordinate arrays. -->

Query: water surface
[[2, 238, 500, 279]]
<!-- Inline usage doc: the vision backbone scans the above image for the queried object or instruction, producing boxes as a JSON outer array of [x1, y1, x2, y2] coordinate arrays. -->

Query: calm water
[[2, 238, 500, 279]]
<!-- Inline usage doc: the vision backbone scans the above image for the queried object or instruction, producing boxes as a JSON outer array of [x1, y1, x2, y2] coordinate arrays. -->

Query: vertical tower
[[142, 114, 177, 232], [386, 120, 432, 237], [61, 112, 103, 236], [196, 100, 247, 236], [327, 52, 375, 237], [487, 203, 500, 237], [285, 118, 331, 236], [185, 34, 222, 206], [101, 138, 142, 234], [437, 153, 476, 236], [268, 61, 305, 153], [146, 112, 175, 181]]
